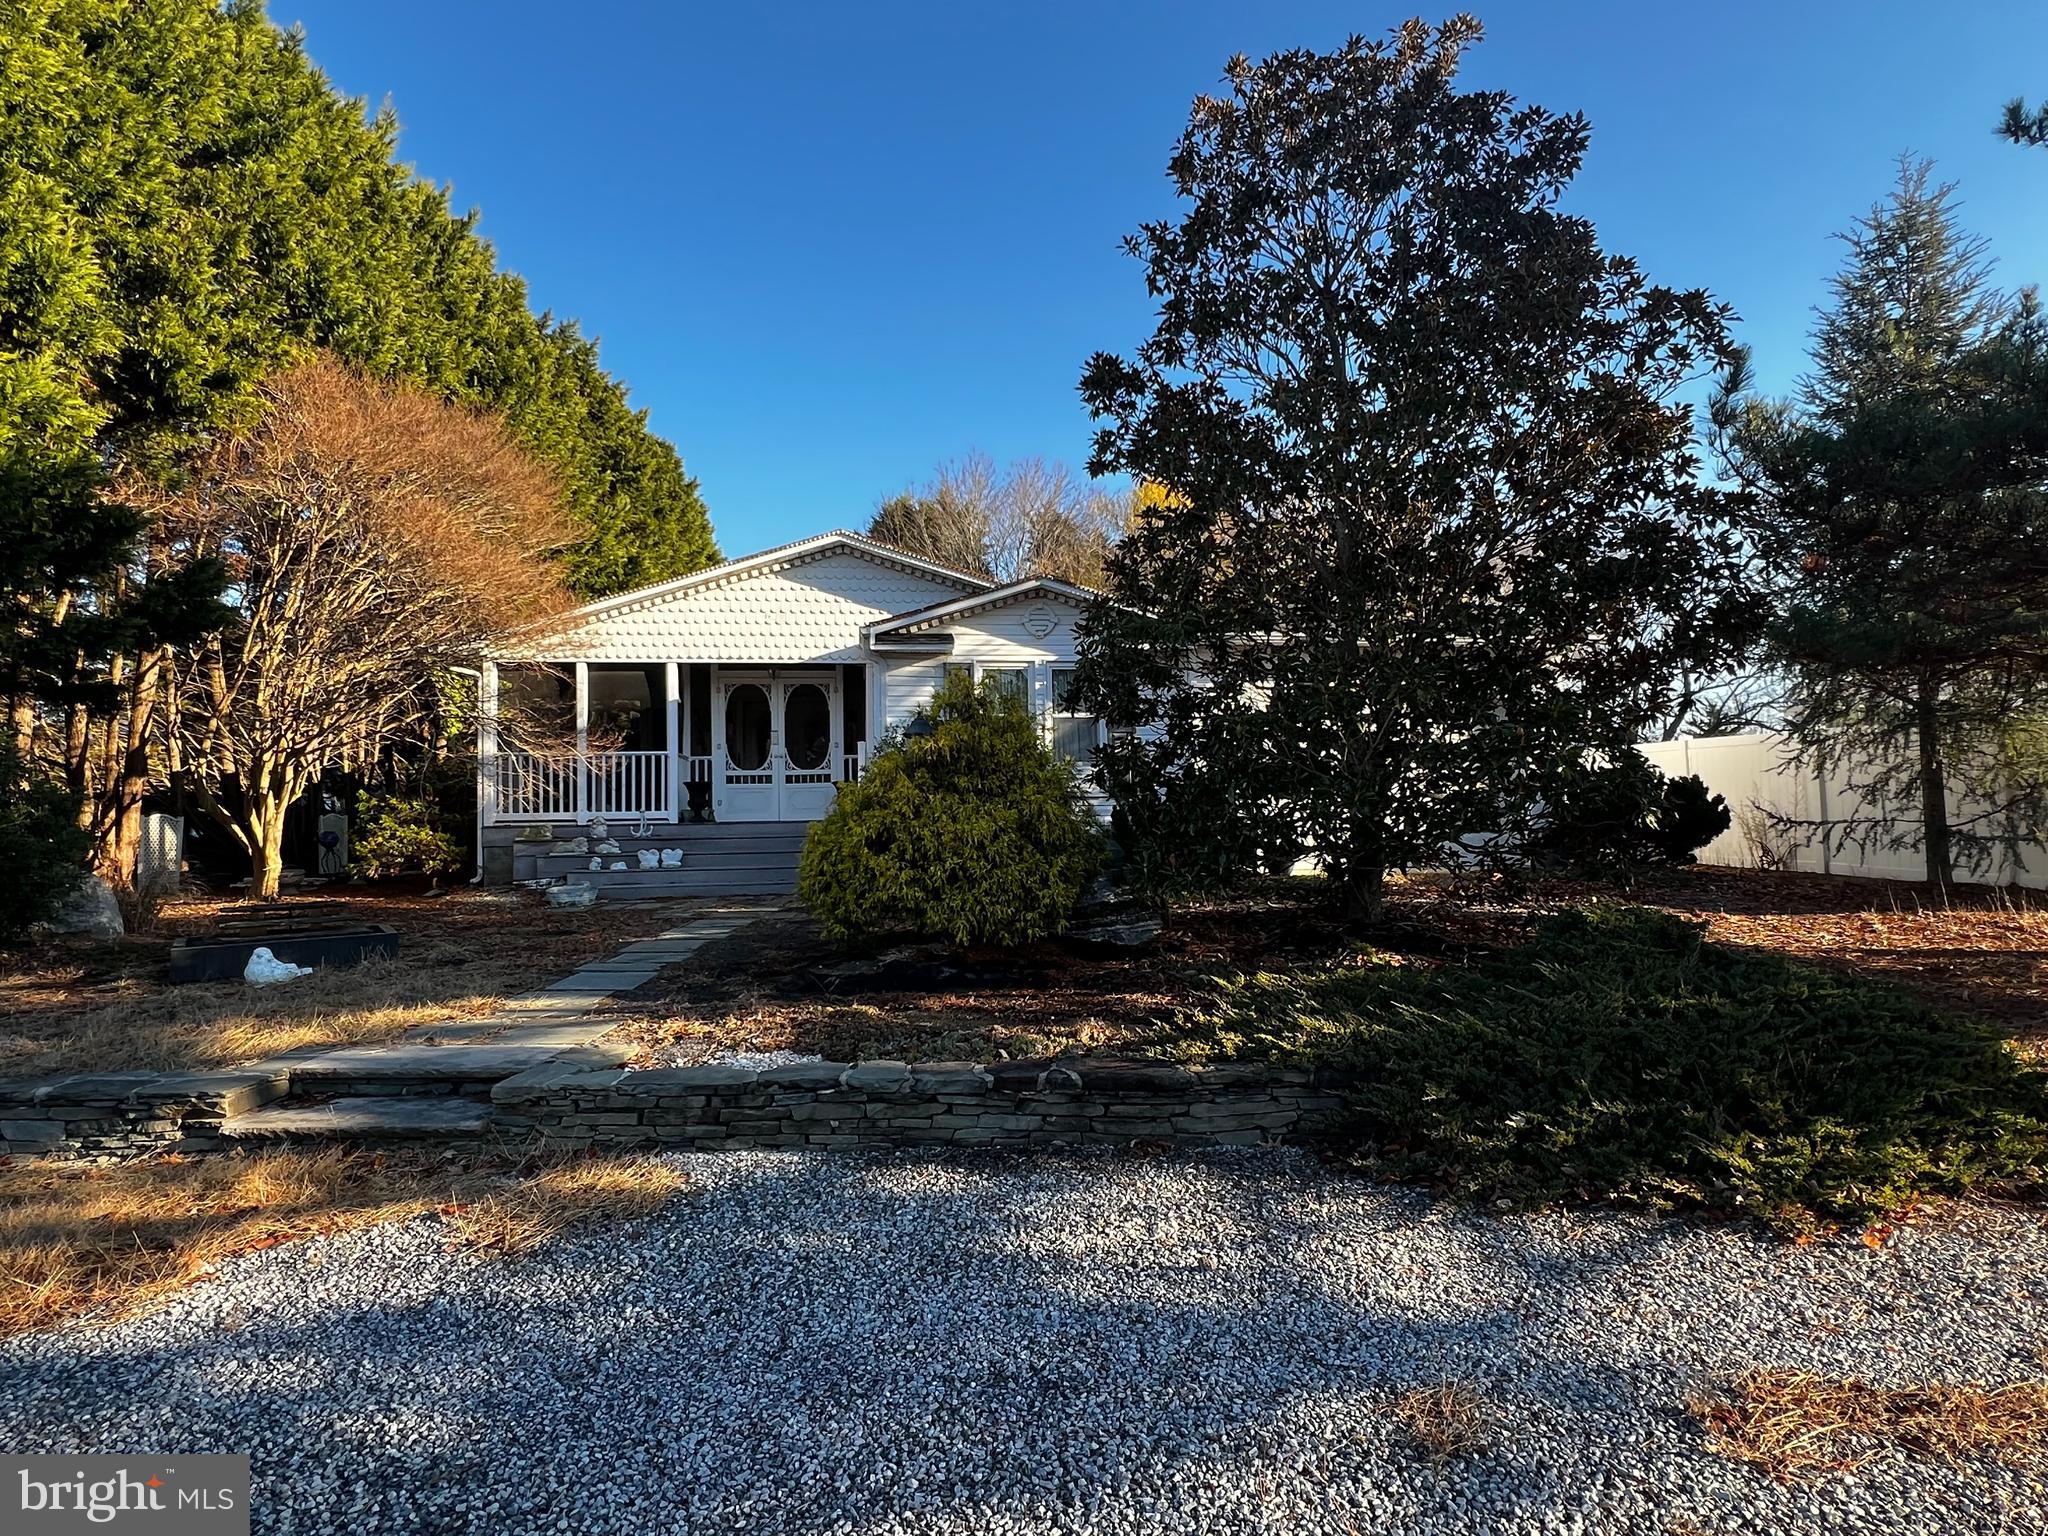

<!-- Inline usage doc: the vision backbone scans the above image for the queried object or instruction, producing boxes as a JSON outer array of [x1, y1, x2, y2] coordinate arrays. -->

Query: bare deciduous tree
[[142, 358, 573, 898], [868, 451, 1131, 587]]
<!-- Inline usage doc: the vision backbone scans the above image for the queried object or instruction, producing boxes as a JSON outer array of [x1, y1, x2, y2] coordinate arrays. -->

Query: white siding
[[944, 601, 1080, 662], [875, 593, 1088, 732], [530, 551, 977, 664], [876, 593, 1113, 819], [880, 657, 943, 731]]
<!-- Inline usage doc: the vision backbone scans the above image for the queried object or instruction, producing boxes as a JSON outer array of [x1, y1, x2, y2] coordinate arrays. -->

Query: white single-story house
[[475, 530, 1107, 894]]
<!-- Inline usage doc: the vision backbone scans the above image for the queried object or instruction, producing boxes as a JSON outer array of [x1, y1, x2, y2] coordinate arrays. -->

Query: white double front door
[[711, 669, 842, 822]]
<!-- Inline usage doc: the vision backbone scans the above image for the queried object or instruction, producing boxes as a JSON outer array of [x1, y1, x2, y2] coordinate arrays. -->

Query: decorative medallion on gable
[[1021, 604, 1058, 639]]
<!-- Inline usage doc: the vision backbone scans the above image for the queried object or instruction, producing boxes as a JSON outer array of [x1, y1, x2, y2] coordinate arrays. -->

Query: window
[[939, 662, 1027, 708], [1049, 666, 1101, 764], [982, 667, 1029, 707]]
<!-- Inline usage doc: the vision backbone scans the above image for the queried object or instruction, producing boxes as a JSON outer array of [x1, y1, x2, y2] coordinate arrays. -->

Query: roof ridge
[[557, 530, 993, 623]]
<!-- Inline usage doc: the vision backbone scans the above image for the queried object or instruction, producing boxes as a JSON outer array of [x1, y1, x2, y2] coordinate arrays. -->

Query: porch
[[478, 660, 871, 828]]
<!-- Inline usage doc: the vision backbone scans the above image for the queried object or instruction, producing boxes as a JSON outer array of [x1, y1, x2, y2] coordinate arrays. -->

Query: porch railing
[[486, 744, 868, 824], [587, 751, 671, 819], [488, 750, 672, 821]]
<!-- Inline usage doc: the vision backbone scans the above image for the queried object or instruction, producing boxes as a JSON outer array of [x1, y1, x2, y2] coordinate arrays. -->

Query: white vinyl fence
[[1636, 731, 2046, 889]]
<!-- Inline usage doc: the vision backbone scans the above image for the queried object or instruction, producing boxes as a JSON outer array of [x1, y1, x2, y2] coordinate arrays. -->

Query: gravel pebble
[[700, 1048, 823, 1071], [2, 1148, 2043, 1535]]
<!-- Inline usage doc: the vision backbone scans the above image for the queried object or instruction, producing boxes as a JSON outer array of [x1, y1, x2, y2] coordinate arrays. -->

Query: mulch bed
[[599, 892, 1374, 1065], [1612, 866, 2048, 1061], [600, 867, 2048, 1068]]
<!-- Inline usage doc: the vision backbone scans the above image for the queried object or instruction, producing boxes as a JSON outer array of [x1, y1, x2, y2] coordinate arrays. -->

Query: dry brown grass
[[1390, 1381, 1491, 1462], [1691, 1366, 2048, 1477], [0, 889, 701, 1079], [440, 1154, 687, 1256], [0, 1146, 687, 1339]]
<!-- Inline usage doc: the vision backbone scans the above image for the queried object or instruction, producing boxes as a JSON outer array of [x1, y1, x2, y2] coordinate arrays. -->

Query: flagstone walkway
[[220, 902, 779, 1140]]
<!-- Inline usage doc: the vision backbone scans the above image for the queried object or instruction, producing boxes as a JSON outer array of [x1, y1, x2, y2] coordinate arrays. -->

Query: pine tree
[[1714, 159, 2048, 884], [1999, 97, 2048, 149]]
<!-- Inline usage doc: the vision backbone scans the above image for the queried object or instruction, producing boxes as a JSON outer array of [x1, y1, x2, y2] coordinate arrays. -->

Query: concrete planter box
[[168, 926, 399, 984]]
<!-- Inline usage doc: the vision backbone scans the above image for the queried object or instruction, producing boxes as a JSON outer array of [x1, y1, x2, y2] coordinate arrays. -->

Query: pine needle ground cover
[[1691, 1367, 2048, 1478], [1170, 902, 2048, 1231], [0, 1147, 687, 1339], [0, 889, 694, 1078]]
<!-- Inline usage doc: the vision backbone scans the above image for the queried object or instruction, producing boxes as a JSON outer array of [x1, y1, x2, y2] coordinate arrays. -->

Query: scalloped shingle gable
[[525, 542, 985, 663]]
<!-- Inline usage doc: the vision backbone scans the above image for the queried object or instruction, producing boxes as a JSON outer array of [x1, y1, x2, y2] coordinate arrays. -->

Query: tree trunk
[[249, 797, 288, 902], [1915, 675, 1952, 889], [102, 644, 164, 886], [8, 695, 34, 763], [1340, 862, 1387, 926]]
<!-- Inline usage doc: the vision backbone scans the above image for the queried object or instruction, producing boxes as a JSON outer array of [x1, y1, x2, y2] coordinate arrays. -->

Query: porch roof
[[495, 531, 993, 665]]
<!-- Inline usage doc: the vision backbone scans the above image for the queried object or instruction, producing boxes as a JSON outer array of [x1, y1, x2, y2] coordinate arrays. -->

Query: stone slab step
[[539, 859, 802, 880], [222, 1095, 492, 1141], [574, 869, 798, 894], [290, 1039, 628, 1087], [521, 827, 811, 850]]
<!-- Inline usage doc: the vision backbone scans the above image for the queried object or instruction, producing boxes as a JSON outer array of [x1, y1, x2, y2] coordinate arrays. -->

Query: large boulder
[[44, 873, 124, 938], [1064, 873, 1164, 951], [1065, 909, 1165, 950]]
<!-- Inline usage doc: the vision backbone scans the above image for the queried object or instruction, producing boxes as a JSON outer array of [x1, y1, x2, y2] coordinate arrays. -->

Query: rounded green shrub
[[799, 674, 1104, 946], [1531, 754, 1730, 875]]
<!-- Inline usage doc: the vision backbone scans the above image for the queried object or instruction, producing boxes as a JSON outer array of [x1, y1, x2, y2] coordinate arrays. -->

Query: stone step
[[576, 871, 799, 899], [289, 1037, 632, 1094], [519, 825, 813, 849], [221, 1095, 493, 1142], [536, 849, 802, 869]]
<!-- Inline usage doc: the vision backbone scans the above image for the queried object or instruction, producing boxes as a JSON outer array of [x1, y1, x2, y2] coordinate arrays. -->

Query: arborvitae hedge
[[0, 0, 717, 599]]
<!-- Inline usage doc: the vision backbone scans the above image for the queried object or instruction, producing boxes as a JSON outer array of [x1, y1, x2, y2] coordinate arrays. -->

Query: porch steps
[[576, 870, 798, 899], [517, 821, 808, 899]]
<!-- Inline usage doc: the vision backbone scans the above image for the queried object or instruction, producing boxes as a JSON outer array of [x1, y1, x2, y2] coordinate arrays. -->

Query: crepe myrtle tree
[[145, 358, 573, 899], [1072, 17, 1755, 919]]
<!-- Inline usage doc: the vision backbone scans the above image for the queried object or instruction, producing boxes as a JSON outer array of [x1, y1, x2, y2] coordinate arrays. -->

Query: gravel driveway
[[3, 1148, 2043, 1535]]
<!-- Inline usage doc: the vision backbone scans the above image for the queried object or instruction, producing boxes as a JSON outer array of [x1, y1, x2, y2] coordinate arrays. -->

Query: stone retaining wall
[[492, 1053, 1349, 1151], [0, 1070, 287, 1162]]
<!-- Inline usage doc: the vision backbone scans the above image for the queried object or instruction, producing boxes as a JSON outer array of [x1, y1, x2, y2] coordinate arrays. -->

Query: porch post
[[663, 661, 681, 823], [573, 660, 589, 823], [479, 662, 500, 826]]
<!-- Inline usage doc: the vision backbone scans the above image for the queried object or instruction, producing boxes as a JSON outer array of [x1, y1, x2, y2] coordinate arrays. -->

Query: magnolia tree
[[147, 359, 571, 898], [1073, 18, 1754, 918]]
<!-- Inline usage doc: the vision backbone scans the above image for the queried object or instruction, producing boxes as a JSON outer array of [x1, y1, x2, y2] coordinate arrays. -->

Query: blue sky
[[282, 1, 2048, 556]]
